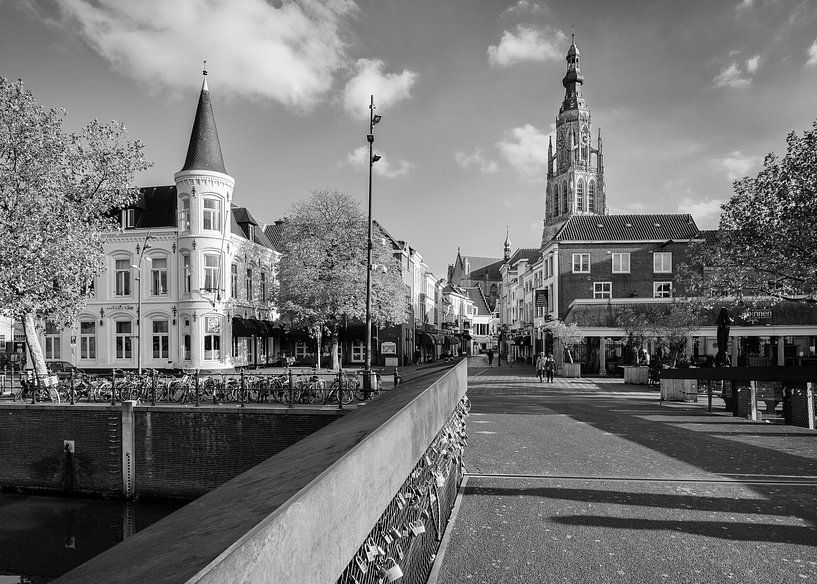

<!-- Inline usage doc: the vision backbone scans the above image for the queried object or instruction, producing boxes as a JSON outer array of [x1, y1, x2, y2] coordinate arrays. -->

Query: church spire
[[560, 35, 586, 114], [503, 227, 512, 261], [181, 65, 227, 174]]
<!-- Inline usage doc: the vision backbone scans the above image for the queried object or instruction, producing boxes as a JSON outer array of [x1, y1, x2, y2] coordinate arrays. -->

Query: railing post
[[337, 369, 343, 411], [707, 380, 712, 413], [394, 367, 400, 387], [111, 369, 116, 406], [288, 369, 293, 408], [194, 372, 200, 407], [749, 380, 758, 421], [69, 368, 76, 405], [807, 382, 816, 430], [240, 369, 245, 408], [151, 370, 157, 406]]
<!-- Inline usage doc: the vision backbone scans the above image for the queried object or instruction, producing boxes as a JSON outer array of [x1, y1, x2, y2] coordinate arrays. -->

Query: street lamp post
[[364, 95, 381, 391], [131, 233, 153, 375]]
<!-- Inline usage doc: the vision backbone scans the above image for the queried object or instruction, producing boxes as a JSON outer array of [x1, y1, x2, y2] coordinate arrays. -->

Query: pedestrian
[[487, 348, 494, 367], [535, 352, 546, 382], [545, 352, 556, 383]]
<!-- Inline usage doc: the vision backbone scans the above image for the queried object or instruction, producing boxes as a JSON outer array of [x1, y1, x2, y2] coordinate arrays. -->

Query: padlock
[[389, 526, 403, 540], [382, 557, 404, 582], [409, 519, 426, 536], [435, 472, 446, 488], [355, 553, 368, 574], [383, 532, 393, 544], [376, 544, 386, 557], [395, 543, 405, 560]]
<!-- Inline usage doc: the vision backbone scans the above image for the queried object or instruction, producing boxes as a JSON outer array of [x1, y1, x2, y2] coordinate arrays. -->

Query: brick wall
[[0, 405, 121, 496], [135, 409, 342, 498], [0, 405, 343, 498], [557, 242, 692, 316]]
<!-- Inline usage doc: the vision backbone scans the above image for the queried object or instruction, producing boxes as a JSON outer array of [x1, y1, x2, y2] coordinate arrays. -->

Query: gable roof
[[464, 286, 492, 315], [230, 206, 275, 249], [461, 255, 503, 272], [550, 214, 700, 242], [506, 248, 540, 266], [469, 258, 505, 281]]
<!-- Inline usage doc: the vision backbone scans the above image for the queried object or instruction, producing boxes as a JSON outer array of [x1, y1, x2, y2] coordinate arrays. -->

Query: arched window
[[577, 179, 585, 212], [588, 180, 596, 212], [582, 129, 591, 161], [552, 185, 559, 216], [561, 181, 568, 215]]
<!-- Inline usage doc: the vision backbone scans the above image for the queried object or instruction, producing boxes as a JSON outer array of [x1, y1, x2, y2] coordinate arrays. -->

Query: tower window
[[203, 198, 222, 232], [577, 179, 585, 212], [588, 180, 596, 213], [178, 197, 191, 231], [561, 181, 568, 215]]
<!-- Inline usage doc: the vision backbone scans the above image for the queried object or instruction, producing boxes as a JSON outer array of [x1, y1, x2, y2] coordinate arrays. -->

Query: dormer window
[[121, 208, 136, 229], [247, 224, 255, 241]]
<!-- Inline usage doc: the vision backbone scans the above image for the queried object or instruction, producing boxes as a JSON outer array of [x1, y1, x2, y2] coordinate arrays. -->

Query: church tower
[[544, 36, 605, 225]]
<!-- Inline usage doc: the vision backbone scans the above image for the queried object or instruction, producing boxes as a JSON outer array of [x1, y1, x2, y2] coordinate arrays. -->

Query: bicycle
[[15, 371, 60, 404], [353, 370, 382, 401], [325, 376, 354, 405]]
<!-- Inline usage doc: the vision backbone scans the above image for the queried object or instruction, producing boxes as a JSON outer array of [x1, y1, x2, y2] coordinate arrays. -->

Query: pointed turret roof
[[181, 70, 227, 174]]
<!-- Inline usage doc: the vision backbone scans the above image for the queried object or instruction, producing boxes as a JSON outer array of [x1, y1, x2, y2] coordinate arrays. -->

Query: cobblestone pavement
[[431, 358, 817, 584]]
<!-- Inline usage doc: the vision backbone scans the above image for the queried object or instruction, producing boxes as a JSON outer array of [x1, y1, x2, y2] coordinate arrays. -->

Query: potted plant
[[548, 321, 584, 378]]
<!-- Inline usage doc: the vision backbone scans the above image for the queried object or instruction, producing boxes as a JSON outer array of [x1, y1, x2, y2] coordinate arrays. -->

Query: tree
[[616, 303, 699, 366], [547, 321, 584, 363], [679, 119, 817, 304], [277, 188, 408, 369], [0, 78, 150, 382], [616, 306, 654, 363]]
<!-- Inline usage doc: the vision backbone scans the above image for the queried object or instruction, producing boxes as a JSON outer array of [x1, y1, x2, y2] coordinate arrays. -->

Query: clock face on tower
[[581, 133, 589, 145]]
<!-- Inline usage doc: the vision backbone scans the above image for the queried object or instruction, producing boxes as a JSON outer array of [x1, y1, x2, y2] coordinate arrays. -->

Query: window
[[654, 252, 672, 273], [80, 321, 96, 359], [572, 253, 590, 273], [121, 208, 136, 229], [115, 259, 131, 296], [182, 253, 191, 294], [246, 268, 253, 300], [593, 282, 612, 299], [295, 341, 310, 360], [577, 179, 584, 211], [351, 340, 364, 363], [178, 197, 190, 231], [260, 272, 266, 302], [152, 320, 169, 359], [612, 252, 630, 273], [203, 254, 220, 292], [654, 282, 673, 298], [231, 264, 238, 298], [588, 180, 596, 212], [44, 322, 60, 360], [561, 181, 568, 214], [151, 257, 168, 295], [115, 321, 132, 359], [183, 334, 191, 361], [202, 198, 222, 231], [204, 334, 221, 361]]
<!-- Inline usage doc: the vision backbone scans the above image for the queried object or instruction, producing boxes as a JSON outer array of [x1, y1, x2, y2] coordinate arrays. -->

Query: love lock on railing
[[336, 396, 470, 584]]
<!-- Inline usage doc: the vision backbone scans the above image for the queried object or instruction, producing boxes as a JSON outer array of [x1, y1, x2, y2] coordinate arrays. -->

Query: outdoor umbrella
[[715, 307, 732, 366]]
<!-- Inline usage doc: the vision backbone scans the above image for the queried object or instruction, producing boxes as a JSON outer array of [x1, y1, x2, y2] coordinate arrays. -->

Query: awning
[[417, 332, 435, 346], [232, 317, 264, 337], [514, 336, 531, 346]]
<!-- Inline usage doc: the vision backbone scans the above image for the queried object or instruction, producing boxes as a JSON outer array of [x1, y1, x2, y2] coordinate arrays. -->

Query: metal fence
[[0, 368, 389, 408]]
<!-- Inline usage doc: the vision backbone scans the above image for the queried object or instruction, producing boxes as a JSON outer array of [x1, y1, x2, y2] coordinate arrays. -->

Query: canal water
[[0, 493, 186, 583]]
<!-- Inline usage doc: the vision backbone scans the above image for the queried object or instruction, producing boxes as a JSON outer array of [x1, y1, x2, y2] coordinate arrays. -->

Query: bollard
[[240, 369, 245, 408], [393, 367, 400, 387], [111, 369, 116, 406], [151, 370, 157, 406]]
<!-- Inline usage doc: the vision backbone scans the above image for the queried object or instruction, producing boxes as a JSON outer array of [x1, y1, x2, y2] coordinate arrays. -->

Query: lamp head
[[372, 154, 382, 163], [366, 133, 374, 144], [372, 114, 382, 125]]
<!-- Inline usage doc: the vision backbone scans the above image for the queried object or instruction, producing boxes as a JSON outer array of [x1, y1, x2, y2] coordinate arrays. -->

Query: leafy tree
[[616, 303, 699, 366], [616, 306, 654, 363], [277, 188, 408, 369], [547, 321, 584, 363], [679, 119, 817, 305], [0, 78, 150, 381]]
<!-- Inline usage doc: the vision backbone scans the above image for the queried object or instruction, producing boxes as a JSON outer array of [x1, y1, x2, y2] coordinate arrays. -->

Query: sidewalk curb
[[425, 475, 469, 584]]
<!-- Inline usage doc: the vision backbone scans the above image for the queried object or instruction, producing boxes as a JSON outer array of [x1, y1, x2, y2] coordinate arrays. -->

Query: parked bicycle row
[[2, 368, 384, 406]]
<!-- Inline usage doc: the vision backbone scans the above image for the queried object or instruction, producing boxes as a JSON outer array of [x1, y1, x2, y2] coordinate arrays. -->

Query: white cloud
[[745, 54, 760, 74], [495, 124, 549, 179], [54, 0, 356, 110], [808, 39, 817, 67], [342, 58, 418, 119], [713, 62, 752, 89], [501, 1, 547, 18], [735, 0, 754, 11], [716, 150, 761, 181], [678, 197, 724, 229], [346, 145, 412, 178], [487, 25, 566, 67], [455, 149, 499, 173]]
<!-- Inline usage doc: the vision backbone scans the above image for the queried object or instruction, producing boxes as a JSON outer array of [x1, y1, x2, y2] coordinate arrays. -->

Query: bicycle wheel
[[339, 386, 353, 405], [48, 386, 61, 404]]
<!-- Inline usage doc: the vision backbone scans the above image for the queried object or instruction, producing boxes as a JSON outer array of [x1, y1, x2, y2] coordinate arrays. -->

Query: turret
[[597, 128, 604, 173], [503, 228, 511, 262], [547, 136, 553, 177]]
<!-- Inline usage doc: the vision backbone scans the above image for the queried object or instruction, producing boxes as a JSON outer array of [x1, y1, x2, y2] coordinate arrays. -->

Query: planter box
[[622, 366, 648, 385], [660, 378, 698, 402], [559, 363, 581, 378]]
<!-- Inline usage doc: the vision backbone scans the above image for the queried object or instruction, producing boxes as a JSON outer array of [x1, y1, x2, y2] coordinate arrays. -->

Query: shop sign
[[381, 341, 397, 355], [738, 308, 772, 326], [205, 316, 222, 334]]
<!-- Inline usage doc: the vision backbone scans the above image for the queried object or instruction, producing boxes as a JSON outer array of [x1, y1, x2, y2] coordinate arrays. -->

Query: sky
[[2, 0, 816, 277]]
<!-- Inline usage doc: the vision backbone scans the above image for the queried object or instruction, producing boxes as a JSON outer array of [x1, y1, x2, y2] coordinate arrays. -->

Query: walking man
[[535, 352, 546, 382], [487, 348, 494, 367], [545, 352, 556, 383]]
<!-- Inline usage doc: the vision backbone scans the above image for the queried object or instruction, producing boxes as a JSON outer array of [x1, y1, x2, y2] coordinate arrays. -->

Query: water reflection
[[0, 493, 186, 583]]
